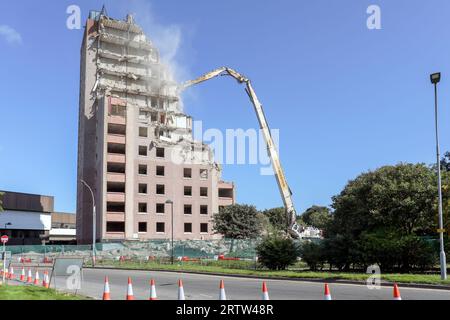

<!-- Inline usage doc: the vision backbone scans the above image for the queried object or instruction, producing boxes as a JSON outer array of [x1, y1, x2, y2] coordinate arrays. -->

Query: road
[[45, 268, 450, 300]]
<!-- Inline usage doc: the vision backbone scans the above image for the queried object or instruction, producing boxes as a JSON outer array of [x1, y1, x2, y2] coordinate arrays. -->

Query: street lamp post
[[430, 72, 447, 280], [166, 199, 174, 265], [81, 179, 96, 267]]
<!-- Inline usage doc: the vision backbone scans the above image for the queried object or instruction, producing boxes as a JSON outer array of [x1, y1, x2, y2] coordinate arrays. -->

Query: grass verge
[[91, 260, 450, 286], [0, 285, 89, 300]]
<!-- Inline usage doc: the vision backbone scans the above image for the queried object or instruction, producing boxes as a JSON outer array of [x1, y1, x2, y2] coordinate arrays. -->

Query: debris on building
[[76, 9, 235, 244]]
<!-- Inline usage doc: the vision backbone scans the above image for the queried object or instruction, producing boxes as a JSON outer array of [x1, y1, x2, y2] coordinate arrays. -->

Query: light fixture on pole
[[430, 72, 447, 280], [81, 179, 96, 267], [166, 199, 174, 265]]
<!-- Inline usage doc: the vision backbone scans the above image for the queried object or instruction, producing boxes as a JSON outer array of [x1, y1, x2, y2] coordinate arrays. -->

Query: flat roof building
[[0, 191, 76, 245], [49, 212, 76, 244], [76, 9, 235, 244]]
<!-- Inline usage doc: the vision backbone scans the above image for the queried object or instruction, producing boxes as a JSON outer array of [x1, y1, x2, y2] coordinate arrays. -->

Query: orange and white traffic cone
[[20, 268, 25, 282], [9, 267, 14, 280], [324, 283, 332, 300], [27, 269, 32, 283], [42, 271, 48, 288], [149, 279, 157, 300], [219, 280, 227, 300], [34, 270, 40, 285], [103, 276, 111, 300], [393, 283, 402, 300], [262, 282, 270, 300], [126, 277, 134, 300], [178, 279, 185, 300], [4, 268, 9, 279], [45, 271, 50, 288]]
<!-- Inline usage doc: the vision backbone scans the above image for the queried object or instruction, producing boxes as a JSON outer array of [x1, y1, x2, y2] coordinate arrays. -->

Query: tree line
[[213, 152, 450, 271]]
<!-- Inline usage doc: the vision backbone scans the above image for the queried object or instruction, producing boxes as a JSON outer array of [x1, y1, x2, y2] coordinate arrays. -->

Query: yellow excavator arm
[[180, 67, 302, 238]]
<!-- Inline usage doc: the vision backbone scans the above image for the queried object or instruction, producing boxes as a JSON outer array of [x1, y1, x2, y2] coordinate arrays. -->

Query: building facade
[[0, 191, 52, 245], [76, 10, 235, 244], [0, 191, 76, 245], [49, 212, 77, 244]]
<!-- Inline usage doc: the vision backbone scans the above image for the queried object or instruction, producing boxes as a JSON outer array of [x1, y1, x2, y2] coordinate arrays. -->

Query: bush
[[397, 236, 437, 272], [300, 233, 438, 272], [256, 235, 299, 270], [299, 241, 325, 271], [356, 232, 401, 270]]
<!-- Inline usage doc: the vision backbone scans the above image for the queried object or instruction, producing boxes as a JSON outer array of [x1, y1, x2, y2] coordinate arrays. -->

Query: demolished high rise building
[[76, 10, 235, 243]]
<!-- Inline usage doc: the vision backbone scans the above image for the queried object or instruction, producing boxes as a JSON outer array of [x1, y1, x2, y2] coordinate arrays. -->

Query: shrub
[[256, 235, 299, 270], [300, 233, 438, 272], [397, 235, 437, 272], [299, 241, 325, 271]]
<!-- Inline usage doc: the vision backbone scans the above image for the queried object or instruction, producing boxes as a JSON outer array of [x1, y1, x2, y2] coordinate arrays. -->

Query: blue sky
[[0, 0, 449, 214]]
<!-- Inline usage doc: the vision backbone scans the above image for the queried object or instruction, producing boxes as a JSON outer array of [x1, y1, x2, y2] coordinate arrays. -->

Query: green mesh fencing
[[6, 239, 260, 262], [95, 239, 259, 260]]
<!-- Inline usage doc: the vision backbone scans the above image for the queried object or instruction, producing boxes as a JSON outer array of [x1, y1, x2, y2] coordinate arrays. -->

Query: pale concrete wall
[[96, 96, 107, 240], [124, 97, 137, 240]]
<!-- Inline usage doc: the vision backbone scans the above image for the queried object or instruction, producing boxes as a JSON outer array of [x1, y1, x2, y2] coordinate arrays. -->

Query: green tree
[[256, 234, 299, 270], [442, 170, 450, 234], [306, 163, 440, 272], [299, 206, 332, 229], [299, 241, 325, 271], [441, 151, 450, 172], [213, 204, 263, 239], [0, 192, 3, 212], [330, 163, 437, 237], [261, 207, 288, 232], [436, 152, 450, 237]]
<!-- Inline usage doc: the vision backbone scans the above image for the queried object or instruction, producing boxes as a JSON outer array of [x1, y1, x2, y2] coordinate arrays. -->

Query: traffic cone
[[262, 282, 270, 300], [4, 268, 8, 279], [126, 277, 134, 300], [178, 279, 185, 300], [27, 269, 32, 283], [34, 271, 40, 285], [20, 268, 25, 282], [42, 271, 48, 288], [324, 283, 332, 300], [45, 271, 50, 288], [393, 283, 402, 300], [103, 277, 111, 300], [149, 279, 157, 300], [219, 280, 227, 300], [9, 267, 14, 280]]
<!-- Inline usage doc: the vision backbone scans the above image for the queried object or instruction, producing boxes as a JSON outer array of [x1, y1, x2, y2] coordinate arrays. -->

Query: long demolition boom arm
[[181, 67, 302, 238]]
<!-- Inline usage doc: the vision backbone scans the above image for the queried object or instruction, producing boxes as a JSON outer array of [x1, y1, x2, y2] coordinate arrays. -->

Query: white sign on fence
[[50, 257, 84, 291]]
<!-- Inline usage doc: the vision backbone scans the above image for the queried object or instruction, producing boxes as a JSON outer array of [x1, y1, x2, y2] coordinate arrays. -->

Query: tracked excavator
[[179, 67, 302, 238]]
